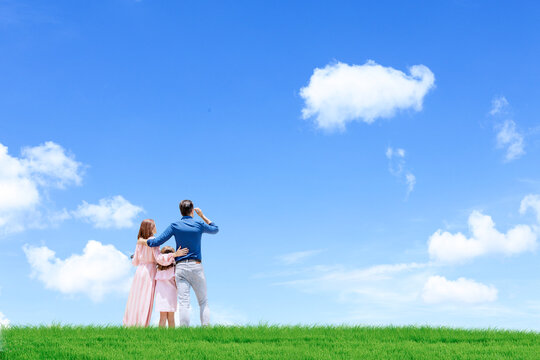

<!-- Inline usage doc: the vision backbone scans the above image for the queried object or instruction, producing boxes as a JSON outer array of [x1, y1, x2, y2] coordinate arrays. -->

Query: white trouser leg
[[190, 263, 210, 326], [175, 265, 191, 327]]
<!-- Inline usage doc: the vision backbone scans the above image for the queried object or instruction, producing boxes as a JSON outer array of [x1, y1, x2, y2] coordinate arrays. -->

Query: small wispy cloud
[[277, 250, 323, 265], [490, 96, 509, 115], [496, 119, 525, 162], [405, 173, 416, 195], [274, 261, 431, 307], [211, 305, 249, 325], [386, 147, 416, 197], [489, 96, 525, 162]]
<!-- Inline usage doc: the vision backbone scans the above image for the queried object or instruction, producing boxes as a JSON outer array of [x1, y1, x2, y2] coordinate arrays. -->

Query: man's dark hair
[[180, 200, 194, 216]]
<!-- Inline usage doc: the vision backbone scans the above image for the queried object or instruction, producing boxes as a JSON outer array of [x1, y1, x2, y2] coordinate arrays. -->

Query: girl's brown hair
[[157, 246, 175, 271], [138, 219, 155, 240]]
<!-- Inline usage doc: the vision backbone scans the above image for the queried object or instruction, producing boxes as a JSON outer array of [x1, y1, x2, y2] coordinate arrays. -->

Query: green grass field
[[1, 325, 539, 359]]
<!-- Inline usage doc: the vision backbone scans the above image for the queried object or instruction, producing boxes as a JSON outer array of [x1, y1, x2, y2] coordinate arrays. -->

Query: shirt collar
[[181, 216, 193, 220]]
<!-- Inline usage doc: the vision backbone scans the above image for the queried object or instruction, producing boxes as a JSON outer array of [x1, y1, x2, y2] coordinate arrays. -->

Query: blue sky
[[1, 0, 540, 329]]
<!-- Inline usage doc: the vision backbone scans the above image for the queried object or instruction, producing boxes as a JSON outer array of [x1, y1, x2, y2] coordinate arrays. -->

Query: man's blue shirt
[[147, 216, 219, 262]]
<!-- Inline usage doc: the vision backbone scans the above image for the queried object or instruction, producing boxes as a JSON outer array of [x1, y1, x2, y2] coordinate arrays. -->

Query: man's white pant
[[175, 261, 210, 326]]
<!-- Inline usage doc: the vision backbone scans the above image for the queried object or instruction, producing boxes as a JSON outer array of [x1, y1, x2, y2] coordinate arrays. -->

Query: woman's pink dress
[[155, 266, 177, 312], [123, 243, 175, 326]]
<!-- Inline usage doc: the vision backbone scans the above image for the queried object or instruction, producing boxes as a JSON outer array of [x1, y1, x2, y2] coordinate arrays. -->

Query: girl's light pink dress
[[123, 242, 175, 327], [155, 266, 177, 312]]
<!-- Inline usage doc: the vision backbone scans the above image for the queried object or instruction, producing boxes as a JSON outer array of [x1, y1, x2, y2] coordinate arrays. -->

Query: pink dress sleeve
[[132, 244, 142, 266], [153, 248, 176, 266]]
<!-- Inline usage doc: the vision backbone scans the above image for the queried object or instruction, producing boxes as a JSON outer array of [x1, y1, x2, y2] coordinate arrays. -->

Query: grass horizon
[[2, 325, 539, 359]]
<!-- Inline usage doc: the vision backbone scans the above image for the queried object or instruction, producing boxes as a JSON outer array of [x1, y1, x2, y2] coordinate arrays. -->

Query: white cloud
[[428, 205, 537, 264], [520, 194, 540, 223], [23, 240, 132, 302], [277, 250, 323, 265], [386, 147, 416, 196], [490, 96, 509, 115], [300, 60, 435, 131], [386, 147, 405, 159], [405, 172, 416, 194], [422, 276, 498, 304], [0, 312, 9, 327], [496, 119, 525, 162], [269, 197, 540, 324], [0, 142, 83, 234], [73, 196, 143, 229], [21, 141, 83, 188], [277, 262, 429, 304], [488, 97, 525, 162]]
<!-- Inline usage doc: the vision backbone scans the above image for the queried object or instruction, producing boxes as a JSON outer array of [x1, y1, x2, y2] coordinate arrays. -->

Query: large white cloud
[[422, 276, 498, 304], [21, 141, 83, 188], [300, 60, 435, 130], [0, 142, 83, 233], [23, 240, 132, 302], [73, 196, 143, 229], [428, 206, 538, 264], [0, 311, 9, 327]]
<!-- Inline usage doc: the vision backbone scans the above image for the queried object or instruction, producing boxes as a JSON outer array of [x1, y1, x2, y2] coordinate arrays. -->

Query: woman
[[123, 219, 188, 327]]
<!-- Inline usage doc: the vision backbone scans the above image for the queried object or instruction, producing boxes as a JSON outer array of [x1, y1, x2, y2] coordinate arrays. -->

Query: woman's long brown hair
[[138, 219, 155, 240]]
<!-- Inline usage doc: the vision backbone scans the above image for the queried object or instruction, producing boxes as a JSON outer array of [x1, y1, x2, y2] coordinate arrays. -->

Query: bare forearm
[[195, 208, 212, 224], [200, 214, 212, 224]]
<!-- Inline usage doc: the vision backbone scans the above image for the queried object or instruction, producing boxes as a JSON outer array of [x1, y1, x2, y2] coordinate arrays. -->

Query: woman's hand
[[174, 247, 189, 257], [137, 238, 148, 246]]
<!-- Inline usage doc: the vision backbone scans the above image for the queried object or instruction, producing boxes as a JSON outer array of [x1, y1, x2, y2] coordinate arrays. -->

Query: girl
[[123, 219, 188, 327], [155, 246, 178, 328]]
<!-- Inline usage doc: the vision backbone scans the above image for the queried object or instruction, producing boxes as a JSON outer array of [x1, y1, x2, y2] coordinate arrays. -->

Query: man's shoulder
[[169, 220, 184, 229], [172, 219, 200, 227]]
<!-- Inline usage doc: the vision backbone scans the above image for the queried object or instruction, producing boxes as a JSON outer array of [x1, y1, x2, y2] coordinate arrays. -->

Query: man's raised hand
[[194, 207, 212, 225]]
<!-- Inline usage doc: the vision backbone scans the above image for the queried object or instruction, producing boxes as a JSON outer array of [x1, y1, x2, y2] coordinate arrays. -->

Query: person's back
[[169, 215, 219, 262], [146, 200, 218, 326]]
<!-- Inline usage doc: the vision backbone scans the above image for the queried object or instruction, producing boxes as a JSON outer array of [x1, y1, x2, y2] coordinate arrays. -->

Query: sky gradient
[[1, 0, 540, 329]]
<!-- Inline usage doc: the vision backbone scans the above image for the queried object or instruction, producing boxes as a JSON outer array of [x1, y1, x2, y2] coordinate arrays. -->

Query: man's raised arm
[[147, 224, 174, 247], [195, 208, 219, 234]]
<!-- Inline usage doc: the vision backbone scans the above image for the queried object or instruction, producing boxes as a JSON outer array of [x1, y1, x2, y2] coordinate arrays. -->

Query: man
[[146, 200, 219, 326]]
